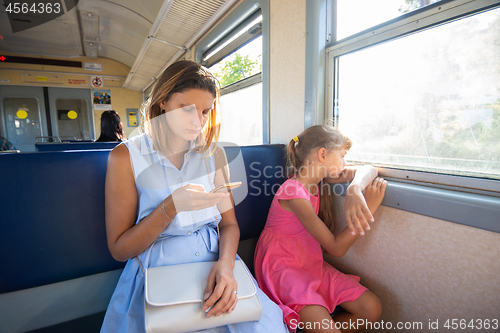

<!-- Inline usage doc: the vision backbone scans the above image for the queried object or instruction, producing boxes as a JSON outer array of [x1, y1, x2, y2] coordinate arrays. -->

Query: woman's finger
[[227, 293, 238, 314], [184, 183, 205, 191], [190, 193, 227, 210], [214, 290, 234, 316], [206, 283, 229, 318], [219, 290, 238, 314], [173, 188, 227, 212], [202, 273, 217, 312]]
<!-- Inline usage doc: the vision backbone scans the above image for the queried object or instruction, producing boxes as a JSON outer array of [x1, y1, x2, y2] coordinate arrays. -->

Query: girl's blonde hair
[[141, 60, 220, 155], [287, 124, 352, 232]]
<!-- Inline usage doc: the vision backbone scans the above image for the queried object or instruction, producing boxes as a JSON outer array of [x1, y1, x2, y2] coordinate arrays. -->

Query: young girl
[[254, 125, 387, 333], [101, 60, 288, 332]]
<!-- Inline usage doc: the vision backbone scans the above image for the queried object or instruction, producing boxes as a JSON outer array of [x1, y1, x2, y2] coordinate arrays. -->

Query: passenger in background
[[95, 110, 126, 142], [0, 136, 15, 151], [255, 125, 387, 333], [101, 60, 288, 333]]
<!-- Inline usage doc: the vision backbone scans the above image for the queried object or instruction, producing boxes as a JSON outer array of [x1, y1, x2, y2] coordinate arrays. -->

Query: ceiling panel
[[1, 0, 238, 93], [77, 0, 164, 67], [124, 0, 237, 91], [0, 7, 82, 57]]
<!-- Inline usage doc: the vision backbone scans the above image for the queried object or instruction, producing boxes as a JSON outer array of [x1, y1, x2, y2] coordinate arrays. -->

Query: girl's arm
[[284, 198, 358, 257], [105, 144, 226, 262], [202, 146, 240, 318], [326, 165, 378, 235]]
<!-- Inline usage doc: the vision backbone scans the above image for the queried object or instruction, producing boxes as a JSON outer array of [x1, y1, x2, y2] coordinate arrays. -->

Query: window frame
[[202, 9, 262, 68], [194, 0, 269, 143], [326, 0, 500, 234], [326, 0, 500, 193]]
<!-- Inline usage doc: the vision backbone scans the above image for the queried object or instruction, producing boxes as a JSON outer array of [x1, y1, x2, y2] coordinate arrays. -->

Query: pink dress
[[254, 179, 367, 331]]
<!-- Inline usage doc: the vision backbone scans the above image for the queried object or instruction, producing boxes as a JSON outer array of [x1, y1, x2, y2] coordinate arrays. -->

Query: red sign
[[91, 76, 103, 88], [68, 78, 88, 85]]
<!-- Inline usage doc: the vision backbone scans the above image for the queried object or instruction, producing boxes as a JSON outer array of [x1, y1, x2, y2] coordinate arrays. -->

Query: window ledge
[[341, 180, 500, 234]]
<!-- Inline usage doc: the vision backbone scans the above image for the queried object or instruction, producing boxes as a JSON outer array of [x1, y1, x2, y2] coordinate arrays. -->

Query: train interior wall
[[326, 196, 500, 332], [0, 53, 141, 140]]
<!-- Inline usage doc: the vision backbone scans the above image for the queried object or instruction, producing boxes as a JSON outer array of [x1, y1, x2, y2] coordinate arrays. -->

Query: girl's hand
[[202, 260, 238, 318], [345, 184, 374, 236], [170, 184, 227, 213]]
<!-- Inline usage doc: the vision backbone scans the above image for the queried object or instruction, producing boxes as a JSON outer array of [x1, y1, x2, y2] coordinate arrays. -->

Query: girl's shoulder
[[275, 179, 311, 201]]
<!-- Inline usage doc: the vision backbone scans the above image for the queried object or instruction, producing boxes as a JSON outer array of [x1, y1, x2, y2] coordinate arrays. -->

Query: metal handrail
[[35, 136, 62, 143]]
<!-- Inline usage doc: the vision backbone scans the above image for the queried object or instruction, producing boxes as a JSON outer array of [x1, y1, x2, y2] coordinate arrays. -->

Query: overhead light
[[79, 12, 100, 58], [83, 42, 98, 59], [80, 12, 99, 39]]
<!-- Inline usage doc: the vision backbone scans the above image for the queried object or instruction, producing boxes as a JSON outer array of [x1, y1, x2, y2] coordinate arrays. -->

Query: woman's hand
[[170, 184, 228, 213], [201, 260, 238, 318], [344, 183, 374, 236]]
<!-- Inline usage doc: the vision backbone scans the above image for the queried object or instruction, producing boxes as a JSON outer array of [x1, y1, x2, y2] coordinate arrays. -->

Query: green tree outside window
[[212, 53, 260, 88]]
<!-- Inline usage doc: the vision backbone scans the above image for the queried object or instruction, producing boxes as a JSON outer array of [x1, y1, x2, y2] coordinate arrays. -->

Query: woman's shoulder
[[108, 142, 130, 162], [119, 133, 151, 156], [106, 143, 135, 180], [109, 133, 148, 160], [124, 132, 147, 146]]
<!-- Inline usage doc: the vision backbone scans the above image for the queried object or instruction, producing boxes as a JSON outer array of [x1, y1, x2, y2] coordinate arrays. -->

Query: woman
[[95, 110, 126, 142], [100, 60, 288, 332]]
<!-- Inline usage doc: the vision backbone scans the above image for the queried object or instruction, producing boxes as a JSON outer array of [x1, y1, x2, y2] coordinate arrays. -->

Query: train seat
[[35, 141, 120, 152], [0, 143, 286, 332]]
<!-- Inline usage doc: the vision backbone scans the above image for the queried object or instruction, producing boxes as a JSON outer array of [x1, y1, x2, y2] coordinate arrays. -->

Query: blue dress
[[101, 133, 288, 333]]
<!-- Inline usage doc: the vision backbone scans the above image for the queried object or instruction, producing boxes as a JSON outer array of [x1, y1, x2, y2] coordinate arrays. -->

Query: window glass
[[336, 7, 500, 179], [56, 99, 89, 140], [210, 36, 262, 88], [3, 97, 41, 152], [209, 36, 263, 145], [218, 82, 263, 145], [336, 0, 442, 40]]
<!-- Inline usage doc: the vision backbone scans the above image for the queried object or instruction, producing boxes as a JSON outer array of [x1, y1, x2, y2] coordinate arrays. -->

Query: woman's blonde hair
[[287, 124, 352, 232], [141, 60, 220, 155]]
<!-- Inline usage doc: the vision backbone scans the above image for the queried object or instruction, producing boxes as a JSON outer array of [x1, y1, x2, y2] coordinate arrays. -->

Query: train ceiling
[[0, 0, 237, 91]]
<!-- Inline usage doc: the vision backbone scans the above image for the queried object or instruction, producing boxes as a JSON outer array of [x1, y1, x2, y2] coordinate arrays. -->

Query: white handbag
[[137, 155, 261, 332], [143, 260, 262, 333]]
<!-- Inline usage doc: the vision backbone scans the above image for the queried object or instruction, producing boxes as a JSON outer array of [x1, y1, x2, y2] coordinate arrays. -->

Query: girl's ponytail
[[287, 137, 301, 177]]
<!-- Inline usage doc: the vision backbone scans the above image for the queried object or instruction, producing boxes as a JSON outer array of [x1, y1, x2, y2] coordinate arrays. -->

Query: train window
[[56, 99, 89, 141], [195, 2, 266, 146], [209, 36, 263, 145], [336, 0, 443, 41], [3, 97, 41, 152], [328, 2, 500, 190], [216, 79, 263, 146], [209, 36, 262, 88], [203, 10, 262, 70]]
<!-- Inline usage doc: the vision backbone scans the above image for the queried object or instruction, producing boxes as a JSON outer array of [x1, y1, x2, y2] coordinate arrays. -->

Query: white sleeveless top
[[125, 133, 221, 235]]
